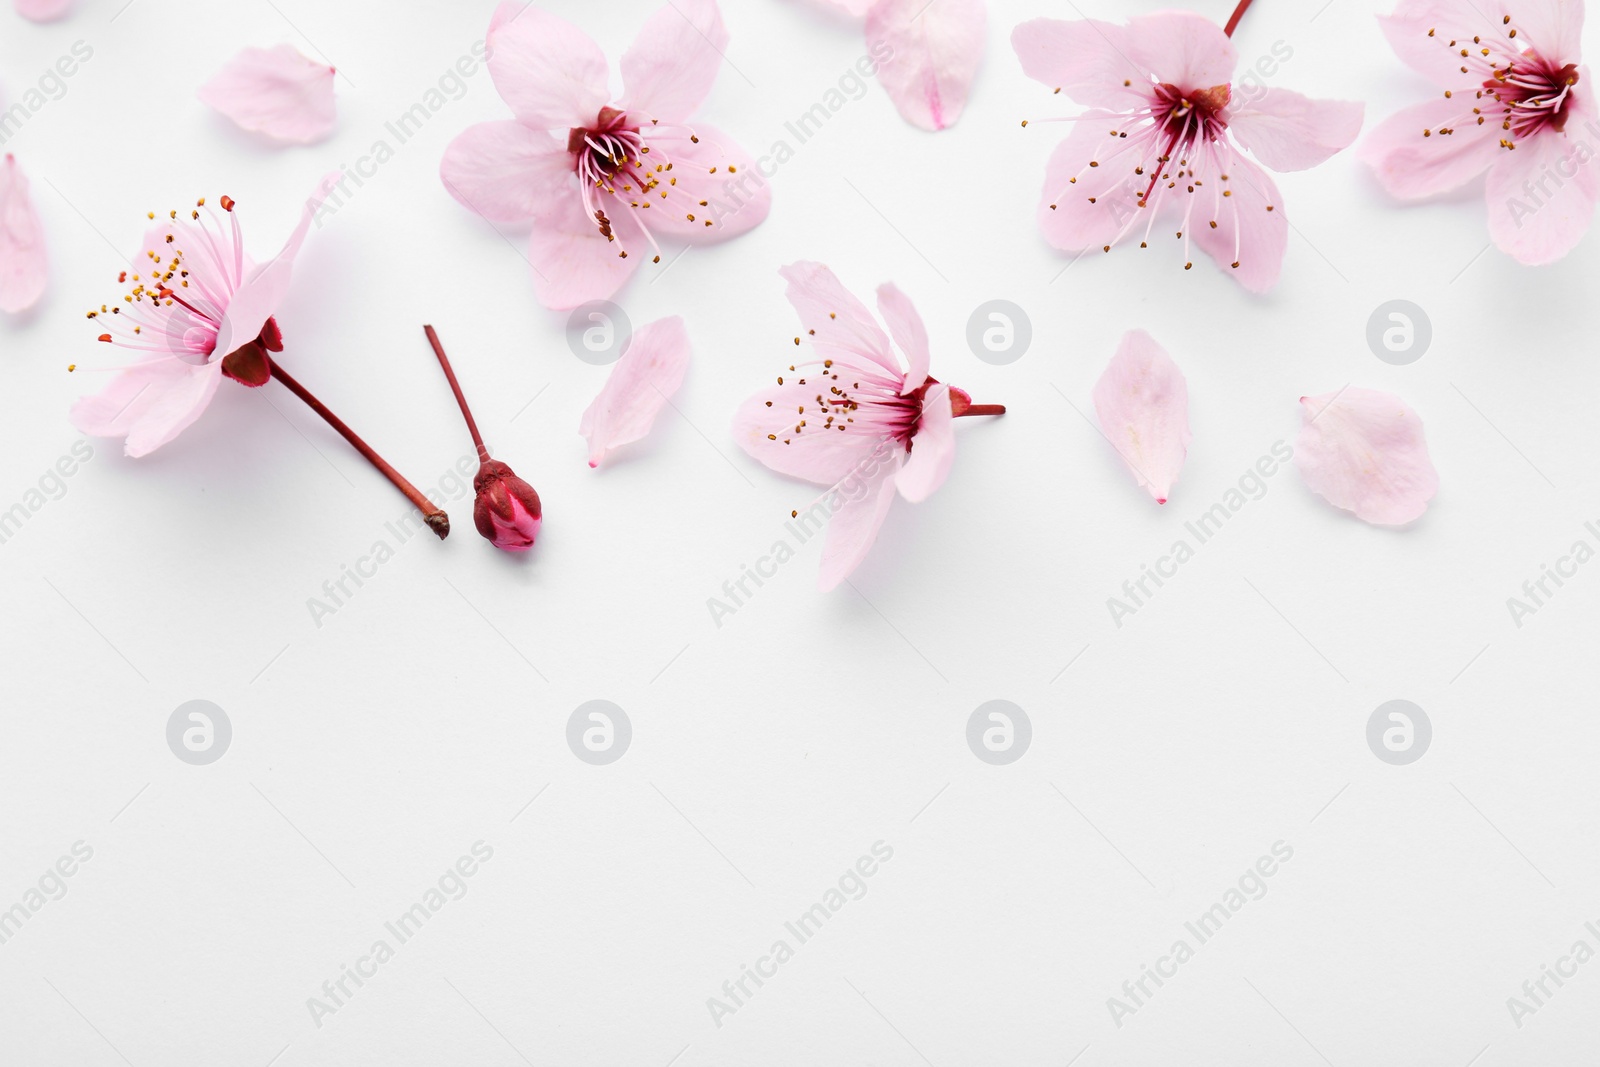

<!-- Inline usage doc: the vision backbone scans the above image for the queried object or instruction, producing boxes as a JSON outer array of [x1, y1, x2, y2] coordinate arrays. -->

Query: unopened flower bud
[[473, 459, 542, 551]]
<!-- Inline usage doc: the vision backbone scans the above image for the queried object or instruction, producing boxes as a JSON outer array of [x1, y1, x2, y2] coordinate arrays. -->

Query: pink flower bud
[[473, 460, 542, 552]]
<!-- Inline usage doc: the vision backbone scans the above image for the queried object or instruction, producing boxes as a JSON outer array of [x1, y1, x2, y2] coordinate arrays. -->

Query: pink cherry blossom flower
[[806, 0, 987, 131], [439, 0, 770, 311], [71, 179, 337, 455], [1011, 8, 1363, 291], [71, 180, 450, 535], [579, 316, 691, 468], [733, 262, 1005, 590], [14, 0, 71, 22], [0, 154, 47, 314], [1295, 387, 1439, 525], [1361, 0, 1596, 264], [199, 44, 337, 145], [1093, 330, 1191, 504]]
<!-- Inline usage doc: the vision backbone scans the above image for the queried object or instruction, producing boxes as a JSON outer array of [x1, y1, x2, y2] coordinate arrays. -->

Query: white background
[[3, 0, 1599, 1063]]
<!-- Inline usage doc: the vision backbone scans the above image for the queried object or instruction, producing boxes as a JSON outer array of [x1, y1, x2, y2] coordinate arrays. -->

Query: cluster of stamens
[[568, 107, 735, 263], [761, 315, 924, 449], [84, 196, 241, 360], [1041, 77, 1270, 271], [1421, 15, 1578, 146]]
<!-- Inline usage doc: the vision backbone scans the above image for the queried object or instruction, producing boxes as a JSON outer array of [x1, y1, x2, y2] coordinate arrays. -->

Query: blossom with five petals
[[1361, 0, 1596, 263], [70, 177, 337, 457], [440, 0, 770, 310], [733, 263, 1003, 590], [1011, 10, 1363, 291]]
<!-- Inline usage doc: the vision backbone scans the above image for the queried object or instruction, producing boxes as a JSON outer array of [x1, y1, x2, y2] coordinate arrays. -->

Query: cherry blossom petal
[[1190, 151, 1287, 293], [818, 446, 903, 591], [14, 0, 71, 22], [1377, 0, 1514, 87], [1228, 89, 1364, 172], [215, 173, 341, 357], [1010, 17, 1148, 110], [198, 45, 337, 145], [0, 154, 47, 314], [896, 382, 953, 502], [1036, 110, 1147, 256], [1092, 330, 1190, 504], [1124, 10, 1236, 89], [1484, 95, 1600, 263], [732, 369, 888, 485], [1358, 96, 1502, 199], [620, 0, 728, 124], [486, 1, 611, 131], [439, 121, 572, 224], [874, 282, 928, 392], [1509, 0, 1585, 62], [1295, 387, 1439, 525], [618, 124, 770, 240], [70, 359, 225, 458], [780, 261, 900, 378], [866, 0, 986, 131], [579, 315, 691, 467], [525, 192, 641, 310]]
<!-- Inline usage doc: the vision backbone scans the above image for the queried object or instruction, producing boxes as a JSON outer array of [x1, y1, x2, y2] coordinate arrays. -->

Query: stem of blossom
[[1223, 0, 1255, 36], [422, 325, 490, 464], [268, 361, 450, 539], [955, 404, 1007, 417]]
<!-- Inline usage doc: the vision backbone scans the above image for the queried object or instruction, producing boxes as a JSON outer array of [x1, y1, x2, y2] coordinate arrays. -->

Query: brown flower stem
[[423, 325, 489, 464], [268, 361, 449, 539], [955, 404, 1007, 417], [1223, 0, 1255, 36]]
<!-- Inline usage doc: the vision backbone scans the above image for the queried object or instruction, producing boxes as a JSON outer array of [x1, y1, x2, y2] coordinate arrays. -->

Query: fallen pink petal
[[1092, 329, 1191, 504], [1295, 387, 1440, 525], [0, 154, 48, 314], [440, 0, 770, 310], [733, 263, 1004, 590], [579, 316, 692, 468], [1361, 0, 1597, 264], [866, 0, 987, 131], [1011, 6, 1362, 291], [199, 44, 337, 145]]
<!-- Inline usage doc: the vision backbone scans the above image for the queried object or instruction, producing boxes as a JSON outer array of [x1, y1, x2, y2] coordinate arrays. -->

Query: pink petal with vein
[[198, 44, 337, 145], [1227, 88, 1364, 172], [875, 282, 929, 393], [1295, 388, 1439, 525], [215, 172, 341, 357], [0, 154, 47, 314], [439, 121, 571, 224], [896, 382, 953, 502], [866, 0, 986, 131], [485, 1, 611, 131], [621, 0, 728, 124], [819, 447, 902, 591], [1092, 330, 1190, 504], [579, 316, 692, 467]]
